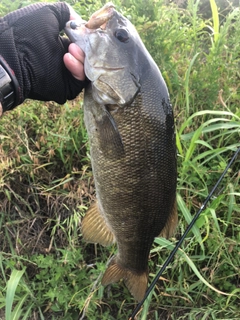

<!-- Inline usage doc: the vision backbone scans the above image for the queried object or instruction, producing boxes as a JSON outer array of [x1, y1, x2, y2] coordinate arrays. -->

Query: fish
[[65, 2, 177, 302]]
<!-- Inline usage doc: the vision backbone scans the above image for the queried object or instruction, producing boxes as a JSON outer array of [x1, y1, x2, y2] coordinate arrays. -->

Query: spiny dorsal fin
[[81, 202, 115, 246], [101, 257, 148, 302], [159, 199, 178, 239]]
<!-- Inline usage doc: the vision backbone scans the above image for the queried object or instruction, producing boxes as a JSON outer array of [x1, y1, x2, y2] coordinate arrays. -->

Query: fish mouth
[[93, 66, 124, 71]]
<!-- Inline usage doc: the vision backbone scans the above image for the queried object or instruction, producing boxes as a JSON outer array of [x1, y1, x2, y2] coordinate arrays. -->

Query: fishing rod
[[129, 146, 240, 320]]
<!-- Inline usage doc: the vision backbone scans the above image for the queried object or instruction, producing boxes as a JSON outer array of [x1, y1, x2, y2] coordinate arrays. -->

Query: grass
[[0, 0, 240, 319]]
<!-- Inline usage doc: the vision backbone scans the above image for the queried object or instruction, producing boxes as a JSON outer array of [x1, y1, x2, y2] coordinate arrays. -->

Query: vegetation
[[0, 0, 239, 319]]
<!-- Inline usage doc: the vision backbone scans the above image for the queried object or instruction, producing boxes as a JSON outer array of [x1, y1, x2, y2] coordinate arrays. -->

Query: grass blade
[[154, 238, 235, 297], [11, 293, 28, 320], [209, 0, 219, 43], [181, 248, 233, 296], [5, 268, 26, 320], [140, 288, 154, 320], [177, 193, 204, 251], [184, 52, 200, 117]]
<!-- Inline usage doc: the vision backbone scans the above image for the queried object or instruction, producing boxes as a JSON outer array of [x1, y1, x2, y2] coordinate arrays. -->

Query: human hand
[[0, 2, 87, 108], [63, 6, 85, 81]]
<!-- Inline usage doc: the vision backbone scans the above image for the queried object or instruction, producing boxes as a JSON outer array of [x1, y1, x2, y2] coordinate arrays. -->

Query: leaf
[[177, 193, 204, 251], [11, 294, 28, 320], [181, 249, 234, 296], [209, 0, 219, 43], [179, 110, 238, 136], [5, 268, 26, 320], [154, 238, 236, 297], [184, 52, 200, 117]]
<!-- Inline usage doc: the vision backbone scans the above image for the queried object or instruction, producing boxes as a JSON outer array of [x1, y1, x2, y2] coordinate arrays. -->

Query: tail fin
[[101, 257, 148, 302]]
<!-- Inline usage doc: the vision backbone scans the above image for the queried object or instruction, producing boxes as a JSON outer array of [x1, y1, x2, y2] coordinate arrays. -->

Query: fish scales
[[65, 2, 177, 301]]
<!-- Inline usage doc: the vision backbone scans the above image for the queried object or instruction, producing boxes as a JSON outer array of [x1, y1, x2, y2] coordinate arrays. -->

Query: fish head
[[65, 3, 144, 106]]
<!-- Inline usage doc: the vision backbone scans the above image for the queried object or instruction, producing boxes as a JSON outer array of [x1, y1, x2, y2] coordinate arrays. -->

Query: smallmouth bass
[[65, 2, 177, 302]]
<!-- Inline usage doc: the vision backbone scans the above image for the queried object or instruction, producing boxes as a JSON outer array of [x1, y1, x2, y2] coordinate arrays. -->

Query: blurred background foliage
[[0, 0, 239, 319]]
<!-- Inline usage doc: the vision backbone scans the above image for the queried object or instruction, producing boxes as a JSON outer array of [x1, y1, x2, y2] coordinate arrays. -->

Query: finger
[[64, 52, 85, 81], [68, 43, 85, 63]]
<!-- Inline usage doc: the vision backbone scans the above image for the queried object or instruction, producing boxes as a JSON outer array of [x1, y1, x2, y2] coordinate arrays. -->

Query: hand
[[64, 6, 85, 81], [0, 2, 87, 107]]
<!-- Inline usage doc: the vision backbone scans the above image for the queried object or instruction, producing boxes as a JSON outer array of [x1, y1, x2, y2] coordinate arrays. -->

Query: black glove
[[0, 2, 86, 108]]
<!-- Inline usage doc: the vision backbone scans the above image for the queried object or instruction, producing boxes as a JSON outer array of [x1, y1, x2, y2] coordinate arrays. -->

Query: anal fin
[[101, 257, 148, 302], [81, 202, 115, 246], [159, 199, 178, 238]]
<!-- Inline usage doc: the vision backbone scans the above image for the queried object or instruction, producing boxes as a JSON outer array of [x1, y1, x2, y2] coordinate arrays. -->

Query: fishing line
[[129, 147, 240, 320]]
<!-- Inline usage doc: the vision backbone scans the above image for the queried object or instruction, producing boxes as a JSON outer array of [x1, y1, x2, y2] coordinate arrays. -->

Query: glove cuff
[[0, 55, 20, 113]]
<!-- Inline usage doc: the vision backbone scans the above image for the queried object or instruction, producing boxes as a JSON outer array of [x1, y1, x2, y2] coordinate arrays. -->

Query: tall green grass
[[0, 0, 239, 319]]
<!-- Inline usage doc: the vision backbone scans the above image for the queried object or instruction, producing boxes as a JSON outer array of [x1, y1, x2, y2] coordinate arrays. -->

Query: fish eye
[[70, 21, 78, 29], [114, 29, 129, 43]]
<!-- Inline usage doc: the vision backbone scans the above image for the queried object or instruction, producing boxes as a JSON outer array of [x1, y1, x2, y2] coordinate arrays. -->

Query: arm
[[0, 2, 86, 114]]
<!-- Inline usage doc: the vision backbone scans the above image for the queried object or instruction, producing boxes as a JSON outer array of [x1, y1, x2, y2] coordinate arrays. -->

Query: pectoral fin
[[81, 202, 115, 246], [96, 106, 125, 157], [101, 257, 148, 302]]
